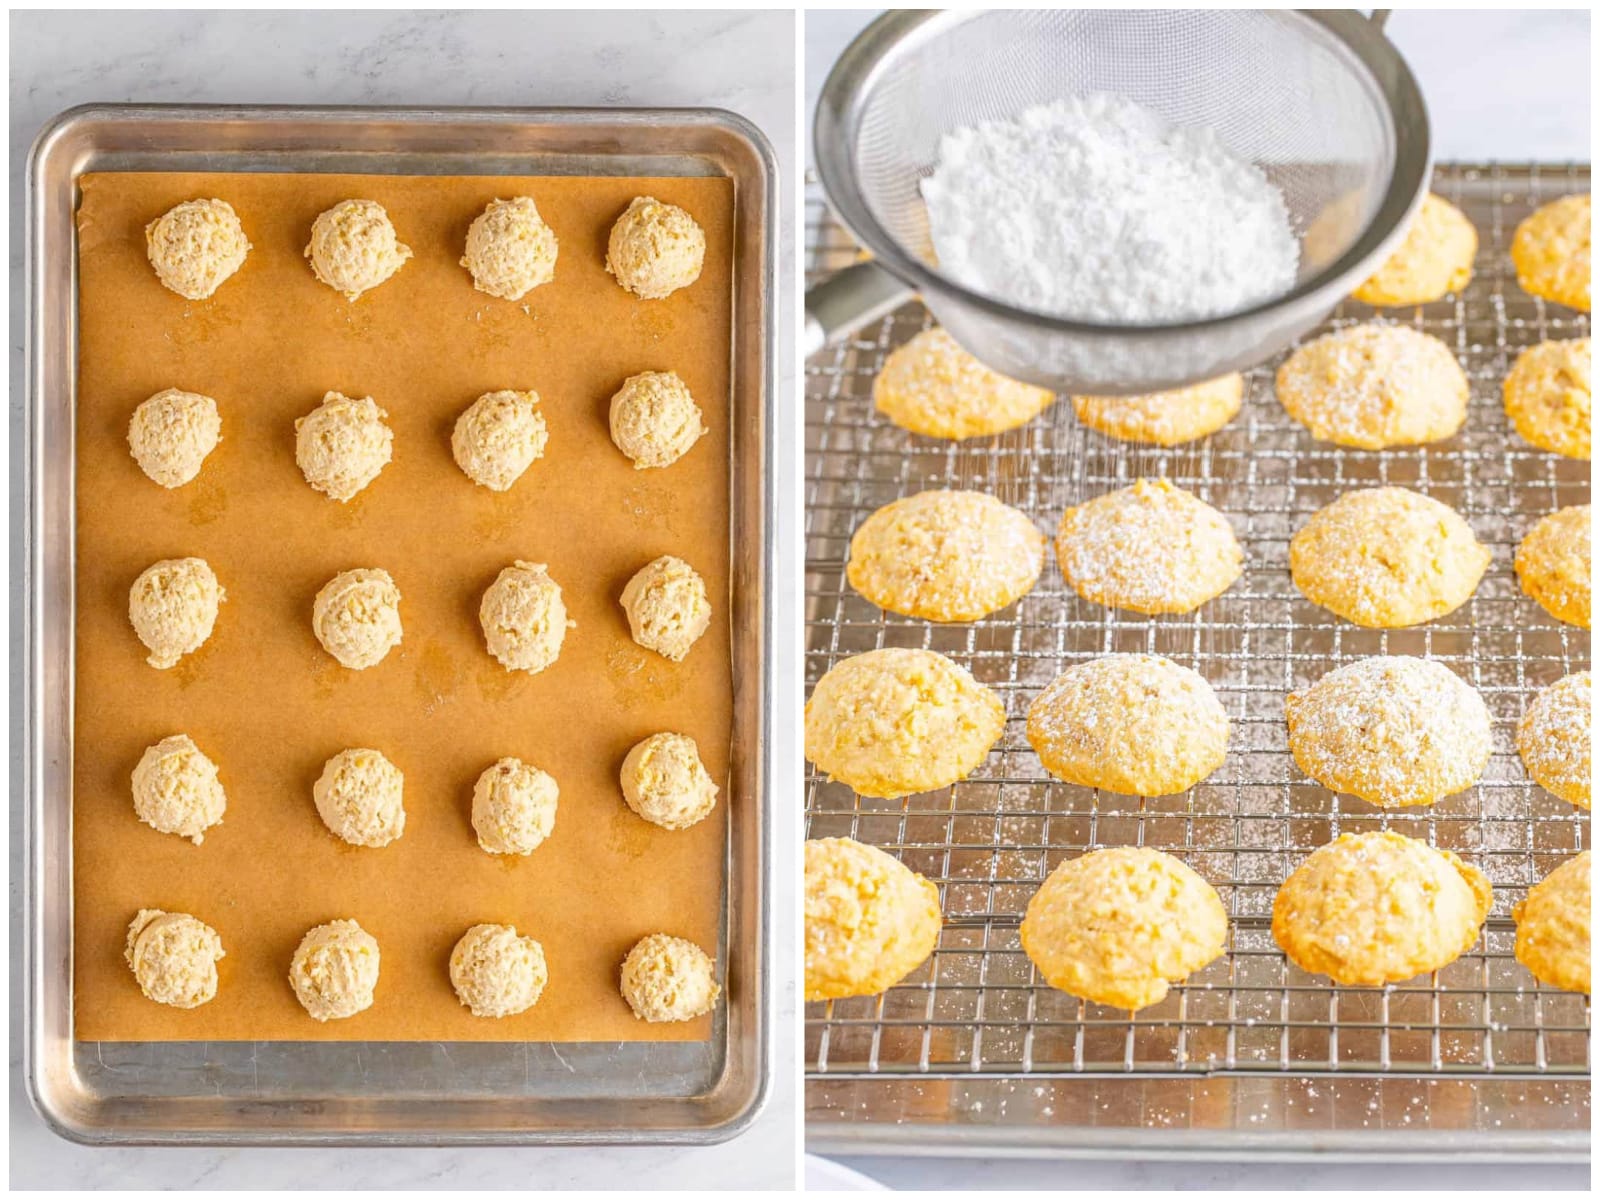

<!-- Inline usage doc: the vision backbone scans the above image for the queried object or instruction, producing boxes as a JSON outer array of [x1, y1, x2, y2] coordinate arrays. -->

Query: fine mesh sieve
[[809, 9, 1432, 394]]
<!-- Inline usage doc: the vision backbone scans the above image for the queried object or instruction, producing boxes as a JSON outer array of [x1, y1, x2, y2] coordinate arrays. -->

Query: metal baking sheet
[[25, 104, 775, 1145], [803, 164, 1590, 1159]]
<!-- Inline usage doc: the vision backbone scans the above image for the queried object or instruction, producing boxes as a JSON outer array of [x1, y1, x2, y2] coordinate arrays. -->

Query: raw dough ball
[[452, 390, 547, 491], [289, 919, 381, 1021], [312, 568, 402, 670], [1511, 193, 1591, 311], [1272, 831, 1491, 985], [1289, 487, 1489, 627], [805, 648, 1005, 799], [1503, 338, 1591, 460], [805, 836, 941, 1001], [620, 732, 719, 830], [846, 489, 1045, 622], [619, 555, 711, 661], [145, 198, 250, 300], [609, 370, 707, 469], [304, 199, 411, 300], [131, 734, 226, 844], [479, 560, 573, 674], [295, 391, 394, 502], [125, 909, 224, 1009], [1516, 504, 1591, 627], [449, 923, 548, 1018], [1285, 656, 1491, 808], [1071, 374, 1243, 446], [1025, 654, 1229, 796], [1517, 671, 1591, 810], [461, 196, 558, 301], [621, 933, 721, 1021], [313, 748, 405, 847], [1514, 852, 1591, 994], [1020, 847, 1227, 1011], [1275, 323, 1469, 449], [128, 388, 221, 488], [873, 327, 1056, 440], [471, 757, 559, 855], [128, 556, 224, 669], [1054, 479, 1242, 615], [606, 195, 705, 299], [1352, 192, 1478, 305]]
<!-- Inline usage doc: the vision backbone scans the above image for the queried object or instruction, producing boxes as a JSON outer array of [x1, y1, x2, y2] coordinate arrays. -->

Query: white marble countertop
[[8, 10, 798, 1190]]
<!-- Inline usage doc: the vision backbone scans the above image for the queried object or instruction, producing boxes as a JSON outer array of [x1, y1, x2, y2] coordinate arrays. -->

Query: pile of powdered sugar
[[919, 94, 1300, 323]]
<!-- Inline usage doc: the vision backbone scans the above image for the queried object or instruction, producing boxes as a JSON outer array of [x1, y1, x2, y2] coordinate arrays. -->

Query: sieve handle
[[803, 260, 914, 356], [1369, 9, 1391, 30]]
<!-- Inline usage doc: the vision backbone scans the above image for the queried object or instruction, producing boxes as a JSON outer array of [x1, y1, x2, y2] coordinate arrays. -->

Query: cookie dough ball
[[620, 732, 719, 831], [1026, 654, 1229, 797], [452, 390, 548, 491], [874, 327, 1056, 440], [1289, 487, 1489, 627], [805, 648, 1005, 799], [1273, 831, 1491, 985], [289, 919, 381, 1021], [145, 198, 250, 300], [295, 391, 394, 502], [128, 556, 224, 669], [461, 196, 558, 301], [1020, 847, 1227, 1011], [1517, 671, 1591, 810], [1504, 338, 1591, 460], [1512, 193, 1591, 311], [479, 561, 573, 674], [621, 933, 721, 1021], [131, 734, 226, 844], [125, 909, 224, 1009], [449, 923, 548, 1018], [609, 371, 707, 470], [1055, 479, 1242, 615], [1276, 323, 1469, 449], [313, 748, 405, 848], [847, 489, 1045, 622], [805, 837, 942, 1001], [305, 199, 411, 300], [606, 196, 705, 299], [1352, 192, 1478, 306], [312, 568, 402, 670], [1286, 657, 1491, 808], [1514, 852, 1591, 994], [620, 555, 711, 662], [1071, 374, 1243, 446], [1516, 505, 1591, 627], [128, 388, 221, 488], [471, 757, 558, 855]]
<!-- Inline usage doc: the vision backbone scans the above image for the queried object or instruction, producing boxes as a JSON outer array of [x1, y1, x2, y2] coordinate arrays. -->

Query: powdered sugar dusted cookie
[[1504, 338, 1591, 460], [1514, 852, 1591, 994], [873, 328, 1055, 440], [1071, 374, 1243, 446], [1516, 505, 1591, 627], [1517, 671, 1591, 810]]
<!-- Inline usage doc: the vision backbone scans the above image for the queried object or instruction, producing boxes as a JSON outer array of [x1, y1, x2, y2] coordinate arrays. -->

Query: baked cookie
[[125, 909, 224, 1009], [449, 924, 548, 1018], [620, 933, 721, 1022], [305, 199, 411, 300], [479, 561, 573, 674], [1503, 338, 1591, 460], [804, 648, 1005, 799], [1286, 656, 1491, 807], [619, 555, 711, 661], [295, 392, 394, 502], [1516, 505, 1591, 627], [131, 734, 226, 844], [313, 748, 405, 848], [289, 919, 380, 1021], [804, 836, 941, 1001], [312, 568, 402, 670], [609, 371, 707, 469], [1289, 487, 1489, 627], [1511, 193, 1591, 312], [873, 327, 1056, 440], [1025, 654, 1229, 796], [128, 556, 224, 669], [128, 388, 221, 488], [1351, 192, 1477, 305], [1272, 831, 1492, 985], [1020, 847, 1227, 1010], [1054, 479, 1242, 615], [1517, 671, 1591, 810], [145, 198, 250, 300], [461, 197, 558, 301], [846, 489, 1045, 622], [1275, 324, 1469, 449], [620, 732, 718, 831], [452, 390, 547, 491], [1071, 374, 1243, 446], [606, 196, 705, 299], [471, 757, 558, 856], [1514, 852, 1591, 994]]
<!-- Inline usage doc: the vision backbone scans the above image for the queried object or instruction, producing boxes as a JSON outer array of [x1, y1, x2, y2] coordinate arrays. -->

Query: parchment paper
[[73, 170, 733, 1042]]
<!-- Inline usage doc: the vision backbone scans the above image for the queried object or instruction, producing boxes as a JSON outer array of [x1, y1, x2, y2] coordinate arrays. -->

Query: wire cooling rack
[[804, 164, 1590, 1150]]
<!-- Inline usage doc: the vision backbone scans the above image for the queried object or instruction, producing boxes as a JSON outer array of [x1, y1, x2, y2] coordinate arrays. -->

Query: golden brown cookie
[[1503, 338, 1591, 460], [1517, 671, 1591, 810], [1511, 193, 1591, 312], [1352, 192, 1477, 306], [1516, 505, 1591, 627], [1070, 374, 1243, 446], [873, 327, 1056, 440], [1514, 852, 1591, 994], [805, 837, 941, 1001]]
